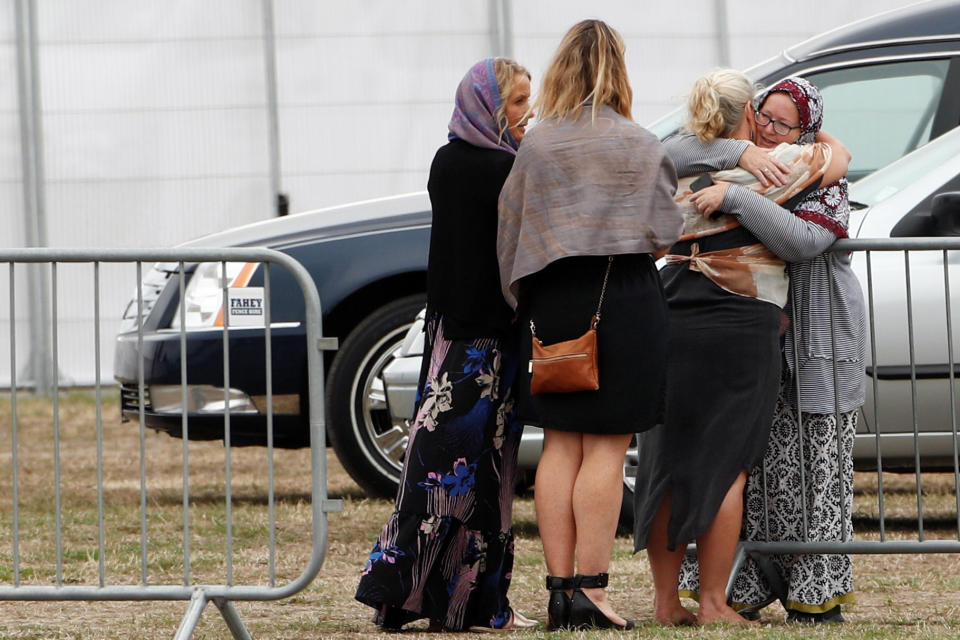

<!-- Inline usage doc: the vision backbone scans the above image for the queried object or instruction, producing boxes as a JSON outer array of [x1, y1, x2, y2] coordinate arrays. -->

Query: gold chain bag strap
[[529, 256, 613, 395]]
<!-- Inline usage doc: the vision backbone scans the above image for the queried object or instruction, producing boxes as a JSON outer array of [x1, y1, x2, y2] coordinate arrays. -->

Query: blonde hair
[[535, 19, 632, 122], [686, 69, 756, 143], [493, 57, 531, 142]]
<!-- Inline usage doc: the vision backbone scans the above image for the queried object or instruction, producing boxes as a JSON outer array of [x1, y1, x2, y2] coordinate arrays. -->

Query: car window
[[850, 124, 960, 209], [848, 124, 960, 238], [807, 59, 951, 182]]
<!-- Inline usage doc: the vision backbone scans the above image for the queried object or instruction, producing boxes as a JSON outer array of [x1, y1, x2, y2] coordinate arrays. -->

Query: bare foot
[[653, 602, 697, 626], [653, 593, 697, 626], [697, 604, 758, 626]]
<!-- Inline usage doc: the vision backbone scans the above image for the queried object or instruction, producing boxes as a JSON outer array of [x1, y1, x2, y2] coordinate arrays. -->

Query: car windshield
[[806, 59, 950, 182], [849, 124, 960, 209]]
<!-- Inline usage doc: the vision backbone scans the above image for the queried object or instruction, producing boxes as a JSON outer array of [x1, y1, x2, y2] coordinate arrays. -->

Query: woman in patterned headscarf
[[665, 77, 866, 624], [354, 57, 537, 632], [632, 70, 850, 628]]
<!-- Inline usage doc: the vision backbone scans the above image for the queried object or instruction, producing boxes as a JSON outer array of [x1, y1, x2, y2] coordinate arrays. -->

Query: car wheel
[[326, 294, 426, 498]]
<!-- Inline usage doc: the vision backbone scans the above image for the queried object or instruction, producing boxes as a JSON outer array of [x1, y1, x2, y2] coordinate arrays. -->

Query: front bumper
[[114, 324, 310, 447]]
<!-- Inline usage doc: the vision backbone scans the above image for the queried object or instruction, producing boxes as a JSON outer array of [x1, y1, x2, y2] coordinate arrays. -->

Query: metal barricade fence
[[0, 248, 342, 640], [727, 237, 960, 603]]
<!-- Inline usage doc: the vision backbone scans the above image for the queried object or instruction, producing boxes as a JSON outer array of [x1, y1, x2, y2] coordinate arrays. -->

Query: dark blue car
[[114, 193, 431, 496]]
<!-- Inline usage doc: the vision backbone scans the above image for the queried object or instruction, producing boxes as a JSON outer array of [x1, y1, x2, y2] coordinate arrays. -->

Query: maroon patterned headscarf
[[447, 58, 519, 155], [755, 77, 823, 145], [758, 77, 849, 238]]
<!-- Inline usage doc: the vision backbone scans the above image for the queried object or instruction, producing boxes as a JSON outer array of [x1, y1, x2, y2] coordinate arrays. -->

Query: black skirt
[[514, 253, 668, 435], [633, 227, 782, 551]]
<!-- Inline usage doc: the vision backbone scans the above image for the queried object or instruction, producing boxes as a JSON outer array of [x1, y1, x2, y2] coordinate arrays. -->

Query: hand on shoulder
[[738, 145, 790, 188]]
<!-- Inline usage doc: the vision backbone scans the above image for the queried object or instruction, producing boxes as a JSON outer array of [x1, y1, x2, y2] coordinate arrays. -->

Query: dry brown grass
[[1, 391, 960, 639]]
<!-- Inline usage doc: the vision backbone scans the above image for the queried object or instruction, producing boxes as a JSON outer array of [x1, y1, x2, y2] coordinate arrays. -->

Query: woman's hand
[[816, 130, 852, 184], [690, 182, 730, 218], [739, 145, 789, 187]]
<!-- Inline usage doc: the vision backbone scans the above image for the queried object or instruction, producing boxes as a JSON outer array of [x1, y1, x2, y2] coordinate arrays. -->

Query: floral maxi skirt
[[355, 315, 523, 630]]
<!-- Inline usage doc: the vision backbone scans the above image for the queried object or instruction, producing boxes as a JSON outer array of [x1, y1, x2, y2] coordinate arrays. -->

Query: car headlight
[[119, 262, 180, 332], [170, 261, 257, 329]]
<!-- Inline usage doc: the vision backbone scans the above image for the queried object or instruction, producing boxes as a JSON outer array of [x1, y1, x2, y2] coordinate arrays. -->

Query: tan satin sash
[[664, 242, 788, 307]]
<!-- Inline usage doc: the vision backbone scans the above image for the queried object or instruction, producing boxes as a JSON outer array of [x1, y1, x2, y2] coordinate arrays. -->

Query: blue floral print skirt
[[355, 314, 523, 631]]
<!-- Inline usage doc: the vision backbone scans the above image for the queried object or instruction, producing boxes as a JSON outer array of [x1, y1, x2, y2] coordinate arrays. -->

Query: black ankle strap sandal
[[569, 573, 634, 631], [545, 575, 574, 590], [574, 573, 609, 589], [545, 575, 574, 630]]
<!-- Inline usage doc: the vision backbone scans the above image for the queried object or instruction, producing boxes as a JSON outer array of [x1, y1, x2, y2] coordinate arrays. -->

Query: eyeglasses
[[754, 109, 802, 136]]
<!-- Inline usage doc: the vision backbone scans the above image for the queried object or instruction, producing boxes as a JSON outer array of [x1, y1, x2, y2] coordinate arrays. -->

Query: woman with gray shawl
[[498, 20, 682, 631]]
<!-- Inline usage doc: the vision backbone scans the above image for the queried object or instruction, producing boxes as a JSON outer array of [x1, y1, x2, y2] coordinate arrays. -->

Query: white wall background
[[0, 0, 927, 387]]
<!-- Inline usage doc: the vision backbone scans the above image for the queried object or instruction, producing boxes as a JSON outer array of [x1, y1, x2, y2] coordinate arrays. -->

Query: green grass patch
[[1, 391, 960, 638]]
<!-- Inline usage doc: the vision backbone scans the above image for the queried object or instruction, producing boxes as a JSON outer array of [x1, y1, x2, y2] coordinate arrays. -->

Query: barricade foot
[[725, 543, 748, 599], [172, 590, 253, 640], [214, 598, 254, 640], [173, 589, 208, 640]]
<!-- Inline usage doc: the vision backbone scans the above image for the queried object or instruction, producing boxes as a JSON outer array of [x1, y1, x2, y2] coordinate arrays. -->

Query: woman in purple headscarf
[[355, 57, 536, 632], [661, 77, 865, 624]]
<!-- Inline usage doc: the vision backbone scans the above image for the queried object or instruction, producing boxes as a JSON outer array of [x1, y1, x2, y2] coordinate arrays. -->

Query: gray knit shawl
[[497, 104, 682, 309]]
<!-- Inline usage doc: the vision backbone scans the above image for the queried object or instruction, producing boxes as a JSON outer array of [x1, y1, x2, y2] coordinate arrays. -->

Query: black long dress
[[632, 225, 782, 551]]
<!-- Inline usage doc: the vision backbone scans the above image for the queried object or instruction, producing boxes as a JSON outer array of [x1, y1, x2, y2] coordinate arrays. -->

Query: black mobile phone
[[690, 173, 724, 219], [690, 173, 715, 192]]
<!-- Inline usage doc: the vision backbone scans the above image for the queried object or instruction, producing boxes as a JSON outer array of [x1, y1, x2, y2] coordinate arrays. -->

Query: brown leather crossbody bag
[[529, 257, 612, 395]]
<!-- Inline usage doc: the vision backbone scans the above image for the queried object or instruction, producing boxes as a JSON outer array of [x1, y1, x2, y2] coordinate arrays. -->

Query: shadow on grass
[[856, 485, 960, 496], [854, 515, 960, 532], [180, 483, 376, 504], [93, 479, 373, 507], [513, 516, 541, 539], [326, 485, 377, 500], [146, 490, 313, 507]]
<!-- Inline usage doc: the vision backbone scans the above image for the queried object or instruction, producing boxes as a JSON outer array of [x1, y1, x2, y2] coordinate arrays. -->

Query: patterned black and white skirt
[[678, 392, 857, 614]]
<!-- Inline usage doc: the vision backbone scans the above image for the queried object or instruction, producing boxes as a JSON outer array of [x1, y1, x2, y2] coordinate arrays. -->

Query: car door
[[848, 125, 960, 468]]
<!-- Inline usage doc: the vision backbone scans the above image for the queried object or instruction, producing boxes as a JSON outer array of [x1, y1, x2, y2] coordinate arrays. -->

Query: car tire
[[327, 293, 426, 498]]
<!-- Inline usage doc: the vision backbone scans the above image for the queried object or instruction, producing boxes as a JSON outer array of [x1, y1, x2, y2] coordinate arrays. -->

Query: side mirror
[[931, 192, 960, 236]]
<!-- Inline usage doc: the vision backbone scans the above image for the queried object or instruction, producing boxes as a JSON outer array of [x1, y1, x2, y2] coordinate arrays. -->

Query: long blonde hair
[[686, 69, 756, 143], [493, 57, 531, 142], [535, 19, 632, 122]]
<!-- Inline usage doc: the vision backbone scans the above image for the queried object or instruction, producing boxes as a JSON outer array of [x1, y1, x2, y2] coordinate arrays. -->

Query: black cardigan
[[425, 138, 515, 339]]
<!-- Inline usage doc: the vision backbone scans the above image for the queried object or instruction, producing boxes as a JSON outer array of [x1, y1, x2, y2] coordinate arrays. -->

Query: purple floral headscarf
[[755, 77, 823, 144], [447, 58, 518, 155]]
